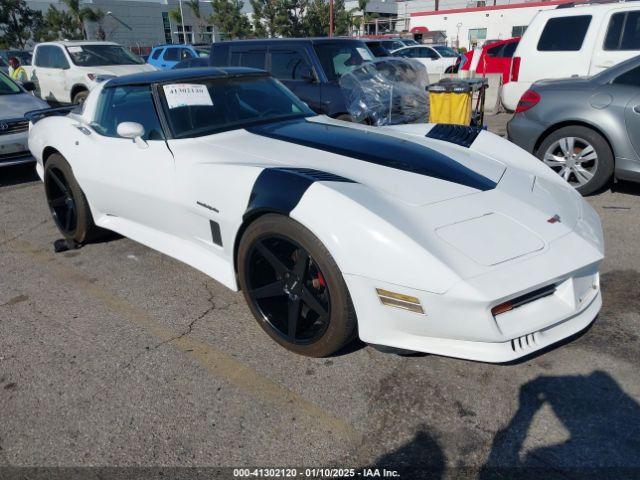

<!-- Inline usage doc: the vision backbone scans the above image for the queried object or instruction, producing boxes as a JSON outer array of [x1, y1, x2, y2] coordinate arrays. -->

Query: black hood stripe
[[426, 124, 482, 148], [246, 119, 496, 191]]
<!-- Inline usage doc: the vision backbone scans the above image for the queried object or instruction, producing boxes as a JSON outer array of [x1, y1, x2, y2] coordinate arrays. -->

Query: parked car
[[0, 71, 48, 167], [209, 38, 375, 120], [148, 44, 210, 70], [502, 2, 640, 111], [28, 67, 603, 361], [508, 55, 640, 195], [461, 37, 520, 83], [364, 39, 407, 57], [0, 49, 32, 66], [173, 57, 209, 69], [25, 41, 155, 104], [392, 45, 459, 74]]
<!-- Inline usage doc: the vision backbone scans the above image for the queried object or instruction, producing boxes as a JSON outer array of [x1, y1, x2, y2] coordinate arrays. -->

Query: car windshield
[[313, 42, 374, 81], [161, 75, 315, 139], [403, 40, 418, 46], [0, 71, 21, 95], [66, 44, 144, 66], [432, 46, 458, 57]]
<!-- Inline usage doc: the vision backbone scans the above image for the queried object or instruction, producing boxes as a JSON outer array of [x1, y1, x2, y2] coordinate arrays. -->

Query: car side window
[[501, 41, 518, 58], [180, 48, 194, 60], [229, 48, 266, 69], [395, 48, 412, 58], [91, 85, 165, 141], [270, 48, 314, 81], [486, 44, 503, 57], [34, 46, 52, 67], [537, 15, 592, 51], [604, 11, 640, 51], [613, 65, 640, 86], [151, 48, 162, 60], [163, 48, 180, 61], [49, 46, 69, 69]]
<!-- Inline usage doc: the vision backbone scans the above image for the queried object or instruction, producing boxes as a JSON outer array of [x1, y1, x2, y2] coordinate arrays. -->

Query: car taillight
[[510, 56, 521, 82], [515, 89, 540, 113]]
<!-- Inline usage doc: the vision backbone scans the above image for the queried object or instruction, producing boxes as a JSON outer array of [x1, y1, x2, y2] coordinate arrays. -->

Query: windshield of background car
[[66, 45, 145, 66], [160, 75, 315, 139], [432, 46, 458, 57], [313, 42, 373, 81], [196, 48, 210, 57], [0, 72, 21, 95]]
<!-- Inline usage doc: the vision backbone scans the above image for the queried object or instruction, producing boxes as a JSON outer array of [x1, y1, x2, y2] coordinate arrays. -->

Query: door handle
[[633, 105, 640, 114]]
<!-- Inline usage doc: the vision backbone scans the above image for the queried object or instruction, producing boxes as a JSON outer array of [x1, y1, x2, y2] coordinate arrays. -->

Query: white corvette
[[28, 67, 604, 361]]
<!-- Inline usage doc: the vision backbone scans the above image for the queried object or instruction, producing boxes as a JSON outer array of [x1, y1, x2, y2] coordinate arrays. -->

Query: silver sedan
[[507, 56, 640, 195]]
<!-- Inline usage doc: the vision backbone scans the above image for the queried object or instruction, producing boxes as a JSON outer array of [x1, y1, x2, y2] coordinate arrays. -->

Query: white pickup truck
[[25, 41, 155, 104]]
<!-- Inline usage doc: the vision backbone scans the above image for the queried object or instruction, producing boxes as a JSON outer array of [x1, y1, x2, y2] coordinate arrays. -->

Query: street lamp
[[178, 0, 187, 44]]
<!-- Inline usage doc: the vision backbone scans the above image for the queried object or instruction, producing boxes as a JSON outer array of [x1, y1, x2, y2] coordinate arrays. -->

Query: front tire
[[44, 153, 99, 244], [536, 126, 613, 195], [238, 214, 357, 357]]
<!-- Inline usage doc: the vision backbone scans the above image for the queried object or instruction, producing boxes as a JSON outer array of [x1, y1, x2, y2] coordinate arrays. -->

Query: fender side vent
[[426, 124, 482, 148], [275, 168, 356, 183]]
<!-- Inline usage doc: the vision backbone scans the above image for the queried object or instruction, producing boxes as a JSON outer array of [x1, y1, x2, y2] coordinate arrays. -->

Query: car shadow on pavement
[[0, 164, 39, 188], [478, 371, 640, 480], [612, 179, 640, 197]]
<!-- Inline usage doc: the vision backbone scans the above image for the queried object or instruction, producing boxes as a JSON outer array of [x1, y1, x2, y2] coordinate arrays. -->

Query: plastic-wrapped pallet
[[339, 58, 429, 126]]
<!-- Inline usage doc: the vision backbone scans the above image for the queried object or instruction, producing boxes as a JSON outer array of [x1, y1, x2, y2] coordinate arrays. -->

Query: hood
[[0, 92, 48, 119], [80, 64, 156, 77], [173, 116, 506, 207]]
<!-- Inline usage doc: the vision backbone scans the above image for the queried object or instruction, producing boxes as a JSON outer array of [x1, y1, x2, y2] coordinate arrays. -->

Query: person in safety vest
[[8, 57, 28, 83]]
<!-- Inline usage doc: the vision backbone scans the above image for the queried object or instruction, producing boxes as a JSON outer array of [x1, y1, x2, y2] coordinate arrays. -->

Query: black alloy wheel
[[238, 214, 357, 357], [245, 235, 331, 345], [45, 166, 77, 235]]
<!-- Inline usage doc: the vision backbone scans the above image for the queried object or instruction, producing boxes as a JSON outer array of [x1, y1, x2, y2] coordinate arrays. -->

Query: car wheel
[[72, 90, 88, 105], [44, 153, 99, 244], [238, 214, 357, 357], [536, 126, 613, 195]]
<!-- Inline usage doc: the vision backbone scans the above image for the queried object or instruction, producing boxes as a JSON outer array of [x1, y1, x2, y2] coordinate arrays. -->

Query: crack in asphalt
[[149, 281, 217, 351]]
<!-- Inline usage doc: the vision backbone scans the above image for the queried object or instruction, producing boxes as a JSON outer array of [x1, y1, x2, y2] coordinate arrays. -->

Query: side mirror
[[22, 81, 36, 92], [117, 122, 147, 148]]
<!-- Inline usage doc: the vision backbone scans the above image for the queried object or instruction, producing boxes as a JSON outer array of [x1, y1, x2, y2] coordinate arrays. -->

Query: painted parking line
[[3, 236, 361, 445]]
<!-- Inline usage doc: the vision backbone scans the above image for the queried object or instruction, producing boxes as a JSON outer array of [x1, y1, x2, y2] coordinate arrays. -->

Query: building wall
[[25, 0, 223, 48], [409, 0, 570, 49]]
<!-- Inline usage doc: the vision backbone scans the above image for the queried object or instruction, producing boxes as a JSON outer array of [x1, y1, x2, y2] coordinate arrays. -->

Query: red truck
[[460, 37, 520, 84]]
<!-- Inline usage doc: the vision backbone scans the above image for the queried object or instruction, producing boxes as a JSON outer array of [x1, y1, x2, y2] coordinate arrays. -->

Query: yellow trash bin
[[428, 81, 472, 125]]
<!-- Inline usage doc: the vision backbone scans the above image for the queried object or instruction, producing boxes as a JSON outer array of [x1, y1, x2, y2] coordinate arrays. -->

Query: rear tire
[[536, 125, 613, 196], [44, 153, 99, 244], [238, 214, 357, 357]]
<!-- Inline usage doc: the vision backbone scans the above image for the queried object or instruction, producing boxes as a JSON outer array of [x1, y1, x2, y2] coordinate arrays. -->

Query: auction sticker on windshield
[[163, 84, 213, 109], [67, 46, 83, 53], [357, 47, 373, 61]]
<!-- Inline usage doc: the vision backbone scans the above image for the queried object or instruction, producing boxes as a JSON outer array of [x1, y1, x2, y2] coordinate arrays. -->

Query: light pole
[[178, 0, 187, 44]]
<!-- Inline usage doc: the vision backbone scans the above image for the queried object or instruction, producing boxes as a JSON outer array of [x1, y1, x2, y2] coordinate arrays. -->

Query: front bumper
[[346, 229, 603, 363], [0, 131, 34, 167]]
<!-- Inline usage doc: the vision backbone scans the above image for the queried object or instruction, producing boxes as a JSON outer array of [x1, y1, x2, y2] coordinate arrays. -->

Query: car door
[[148, 47, 163, 68], [269, 46, 321, 112], [160, 47, 181, 69], [76, 84, 176, 232], [594, 9, 640, 73], [612, 64, 640, 160], [32, 45, 70, 102]]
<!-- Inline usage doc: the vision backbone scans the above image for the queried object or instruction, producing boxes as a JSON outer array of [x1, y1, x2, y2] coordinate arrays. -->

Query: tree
[[250, 0, 278, 38], [303, 0, 349, 37], [0, 0, 44, 49], [273, 0, 307, 37], [186, 0, 209, 42], [36, 5, 83, 41], [356, 0, 368, 35], [60, 0, 103, 40], [209, 0, 251, 40], [168, 8, 184, 42]]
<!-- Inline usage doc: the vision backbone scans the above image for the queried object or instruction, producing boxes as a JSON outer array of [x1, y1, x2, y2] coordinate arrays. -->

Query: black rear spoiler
[[24, 105, 79, 123]]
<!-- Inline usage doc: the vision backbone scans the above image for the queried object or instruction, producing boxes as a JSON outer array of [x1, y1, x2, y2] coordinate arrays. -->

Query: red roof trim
[[410, 0, 583, 17]]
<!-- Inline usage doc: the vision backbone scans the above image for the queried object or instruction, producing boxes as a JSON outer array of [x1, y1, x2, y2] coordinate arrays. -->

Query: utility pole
[[329, 0, 334, 37]]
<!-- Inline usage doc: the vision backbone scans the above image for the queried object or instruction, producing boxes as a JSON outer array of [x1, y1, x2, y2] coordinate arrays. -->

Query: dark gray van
[[209, 38, 374, 120]]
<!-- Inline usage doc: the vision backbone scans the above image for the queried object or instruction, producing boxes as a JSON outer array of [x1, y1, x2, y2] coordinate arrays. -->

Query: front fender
[[289, 181, 460, 294]]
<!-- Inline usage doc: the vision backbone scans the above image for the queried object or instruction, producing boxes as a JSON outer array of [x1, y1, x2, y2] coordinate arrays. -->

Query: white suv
[[502, 3, 640, 111], [26, 41, 155, 104]]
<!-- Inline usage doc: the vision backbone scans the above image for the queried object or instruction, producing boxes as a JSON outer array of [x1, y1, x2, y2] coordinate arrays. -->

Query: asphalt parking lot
[[1, 114, 640, 479]]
